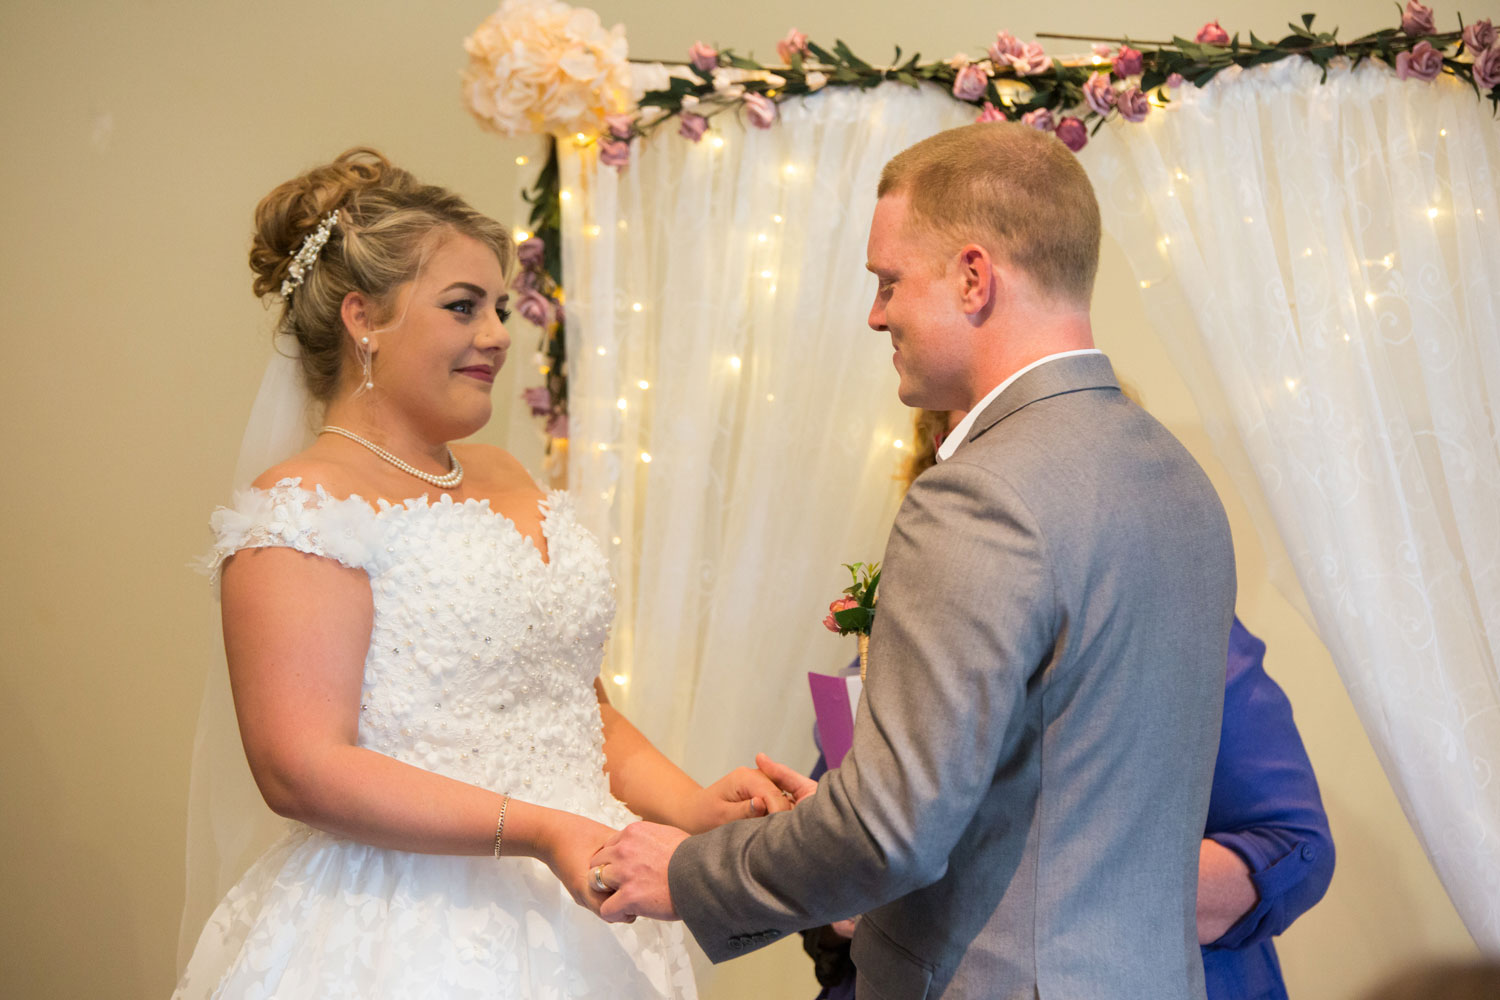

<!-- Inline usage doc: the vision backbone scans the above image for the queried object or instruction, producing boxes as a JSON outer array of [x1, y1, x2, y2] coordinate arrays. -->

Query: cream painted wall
[[0, 1, 1484, 997]]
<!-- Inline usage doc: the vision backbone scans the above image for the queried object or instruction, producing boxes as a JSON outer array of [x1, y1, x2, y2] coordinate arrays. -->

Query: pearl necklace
[[319, 425, 464, 488]]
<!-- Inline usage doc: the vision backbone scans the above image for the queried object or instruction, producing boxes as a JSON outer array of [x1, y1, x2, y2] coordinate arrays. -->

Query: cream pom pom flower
[[462, 0, 633, 137]]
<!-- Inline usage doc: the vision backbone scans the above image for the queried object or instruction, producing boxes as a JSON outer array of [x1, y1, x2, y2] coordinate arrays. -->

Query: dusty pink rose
[[776, 28, 809, 63], [952, 63, 990, 100], [1117, 85, 1151, 122], [1402, 1, 1435, 36], [604, 112, 635, 139], [1083, 72, 1117, 115], [517, 237, 545, 268], [1475, 44, 1500, 90], [518, 288, 553, 327], [1167, 72, 1185, 89], [1021, 107, 1056, 131], [823, 596, 859, 633], [989, 31, 1026, 63], [598, 137, 630, 169], [522, 386, 552, 417], [1113, 45, 1144, 77], [678, 112, 708, 142], [689, 41, 719, 74], [1092, 43, 1114, 58], [744, 92, 778, 128], [1463, 19, 1496, 53], [1396, 40, 1444, 81], [975, 101, 1007, 123], [1055, 116, 1088, 151], [512, 268, 539, 292], [1196, 21, 1230, 45], [544, 412, 569, 439], [1006, 42, 1051, 76]]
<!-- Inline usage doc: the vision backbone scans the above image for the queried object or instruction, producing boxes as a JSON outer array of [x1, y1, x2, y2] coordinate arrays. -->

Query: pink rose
[[1463, 19, 1496, 53], [974, 101, 1007, 123], [1054, 116, 1088, 151], [1402, 1, 1435, 36], [522, 386, 552, 417], [1091, 43, 1114, 59], [1195, 21, 1230, 45], [1021, 107, 1056, 131], [823, 596, 859, 633], [1166, 72, 1185, 89], [678, 112, 708, 142], [776, 28, 809, 64], [989, 31, 1026, 63], [544, 412, 569, 439], [1006, 42, 1051, 76], [518, 288, 553, 327], [1112, 44, 1144, 77], [517, 237, 545, 268], [744, 93, 778, 129], [952, 63, 990, 101], [1475, 44, 1500, 90], [1083, 72, 1117, 115], [604, 112, 635, 140], [598, 137, 630, 169], [689, 41, 719, 74], [1396, 40, 1444, 81], [1117, 85, 1151, 122]]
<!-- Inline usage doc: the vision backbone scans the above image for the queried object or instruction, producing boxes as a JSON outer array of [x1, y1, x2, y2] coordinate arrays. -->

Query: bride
[[174, 148, 787, 999]]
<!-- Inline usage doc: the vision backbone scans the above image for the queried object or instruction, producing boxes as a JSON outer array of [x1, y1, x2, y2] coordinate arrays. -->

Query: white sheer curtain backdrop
[[557, 82, 973, 778], [1085, 59, 1500, 948]]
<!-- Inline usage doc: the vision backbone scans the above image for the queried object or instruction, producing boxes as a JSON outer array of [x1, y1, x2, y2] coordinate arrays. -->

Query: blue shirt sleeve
[[1203, 618, 1335, 950]]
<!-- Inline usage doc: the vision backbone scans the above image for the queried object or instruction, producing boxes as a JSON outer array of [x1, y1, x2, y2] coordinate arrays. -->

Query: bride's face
[[369, 232, 511, 441]]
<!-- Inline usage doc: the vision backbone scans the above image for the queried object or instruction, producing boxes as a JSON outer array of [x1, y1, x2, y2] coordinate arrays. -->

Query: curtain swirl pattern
[[1086, 59, 1500, 948], [557, 82, 973, 777]]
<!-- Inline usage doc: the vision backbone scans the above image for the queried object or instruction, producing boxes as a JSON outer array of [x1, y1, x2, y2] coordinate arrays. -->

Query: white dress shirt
[[937, 349, 1104, 461]]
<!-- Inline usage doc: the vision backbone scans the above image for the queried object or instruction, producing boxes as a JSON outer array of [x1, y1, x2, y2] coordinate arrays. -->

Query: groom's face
[[866, 193, 970, 410]]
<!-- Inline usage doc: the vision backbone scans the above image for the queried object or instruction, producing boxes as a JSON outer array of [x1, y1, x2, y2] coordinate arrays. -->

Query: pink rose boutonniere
[[823, 561, 881, 680]]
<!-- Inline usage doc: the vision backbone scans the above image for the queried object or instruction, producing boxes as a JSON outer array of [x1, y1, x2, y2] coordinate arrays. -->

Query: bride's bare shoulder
[[250, 440, 363, 495], [452, 442, 538, 491]]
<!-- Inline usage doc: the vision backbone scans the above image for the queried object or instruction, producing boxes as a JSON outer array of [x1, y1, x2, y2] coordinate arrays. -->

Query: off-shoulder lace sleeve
[[198, 477, 380, 587]]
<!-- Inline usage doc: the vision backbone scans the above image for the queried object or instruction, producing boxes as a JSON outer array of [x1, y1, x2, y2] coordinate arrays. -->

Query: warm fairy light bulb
[[766, 393, 775, 402], [1139, 280, 1152, 289], [637, 379, 650, 390], [783, 163, 798, 176], [1427, 207, 1439, 219], [575, 132, 588, 143], [514, 228, 532, 242], [1365, 292, 1377, 305], [617, 397, 627, 410], [612, 536, 622, 546], [760, 269, 773, 278], [757, 232, 768, 243], [515, 155, 529, 166], [639, 451, 652, 463], [560, 190, 573, 201], [710, 136, 725, 149], [1284, 378, 1298, 393], [631, 302, 643, 312], [597, 346, 607, 355], [586, 224, 602, 237], [773, 214, 784, 224], [729, 356, 742, 370], [893, 439, 905, 450], [612, 673, 628, 685]]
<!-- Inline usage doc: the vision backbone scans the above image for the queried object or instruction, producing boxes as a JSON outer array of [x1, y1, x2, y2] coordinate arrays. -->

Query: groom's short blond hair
[[878, 122, 1101, 307]]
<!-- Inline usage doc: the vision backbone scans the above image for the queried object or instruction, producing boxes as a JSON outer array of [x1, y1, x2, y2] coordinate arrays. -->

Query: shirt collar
[[937, 349, 1103, 461]]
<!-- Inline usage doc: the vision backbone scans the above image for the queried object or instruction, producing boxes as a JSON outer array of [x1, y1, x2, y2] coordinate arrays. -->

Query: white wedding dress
[[174, 478, 697, 1000]]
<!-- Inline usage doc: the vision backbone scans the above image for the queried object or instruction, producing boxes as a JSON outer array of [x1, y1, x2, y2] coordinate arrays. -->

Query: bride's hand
[[755, 752, 818, 804], [689, 765, 797, 832], [541, 812, 622, 916]]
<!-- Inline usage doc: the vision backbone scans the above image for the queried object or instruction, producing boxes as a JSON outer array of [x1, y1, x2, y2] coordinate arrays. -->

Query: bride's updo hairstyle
[[249, 147, 514, 401]]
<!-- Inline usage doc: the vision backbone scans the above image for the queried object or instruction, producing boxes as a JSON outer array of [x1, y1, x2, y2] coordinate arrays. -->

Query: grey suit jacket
[[670, 353, 1236, 1000]]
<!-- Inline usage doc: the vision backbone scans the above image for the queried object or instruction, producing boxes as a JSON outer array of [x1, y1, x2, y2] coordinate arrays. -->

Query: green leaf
[[895, 71, 919, 88], [862, 569, 881, 606], [1302, 12, 1316, 30], [1140, 69, 1166, 92], [834, 606, 874, 633], [834, 39, 873, 71], [789, 51, 804, 74], [807, 41, 837, 65]]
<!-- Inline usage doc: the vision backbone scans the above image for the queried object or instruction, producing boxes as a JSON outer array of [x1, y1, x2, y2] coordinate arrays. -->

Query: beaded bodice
[[206, 478, 622, 818]]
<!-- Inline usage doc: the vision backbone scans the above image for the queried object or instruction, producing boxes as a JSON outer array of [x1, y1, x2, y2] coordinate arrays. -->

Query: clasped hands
[[567, 753, 817, 923]]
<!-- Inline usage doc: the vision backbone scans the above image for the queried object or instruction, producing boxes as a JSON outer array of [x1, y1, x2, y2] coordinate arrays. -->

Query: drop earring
[[359, 336, 374, 391]]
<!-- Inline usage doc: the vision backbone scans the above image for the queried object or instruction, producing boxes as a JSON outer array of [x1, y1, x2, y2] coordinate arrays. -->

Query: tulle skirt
[[173, 826, 697, 999]]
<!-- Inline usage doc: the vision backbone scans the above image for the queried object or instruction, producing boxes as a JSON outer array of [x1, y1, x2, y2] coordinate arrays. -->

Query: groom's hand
[[755, 752, 818, 804], [590, 821, 689, 923]]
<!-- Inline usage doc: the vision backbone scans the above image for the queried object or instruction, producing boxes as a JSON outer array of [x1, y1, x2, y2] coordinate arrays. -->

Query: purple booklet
[[808, 671, 864, 769]]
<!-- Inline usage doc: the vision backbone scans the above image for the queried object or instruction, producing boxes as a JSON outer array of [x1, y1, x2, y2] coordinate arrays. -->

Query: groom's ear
[[956, 243, 998, 321]]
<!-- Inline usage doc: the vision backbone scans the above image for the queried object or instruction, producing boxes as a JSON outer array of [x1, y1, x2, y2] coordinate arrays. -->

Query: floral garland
[[464, 1, 1500, 438]]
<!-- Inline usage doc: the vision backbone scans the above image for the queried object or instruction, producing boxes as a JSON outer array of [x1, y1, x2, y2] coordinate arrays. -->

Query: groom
[[591, 122, 1236, 1000]]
